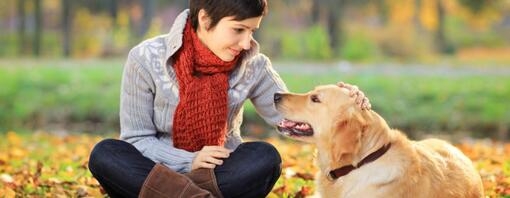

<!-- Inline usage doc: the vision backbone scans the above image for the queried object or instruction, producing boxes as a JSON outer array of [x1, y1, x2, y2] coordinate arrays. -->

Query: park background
[[0, 0, 509, 197]]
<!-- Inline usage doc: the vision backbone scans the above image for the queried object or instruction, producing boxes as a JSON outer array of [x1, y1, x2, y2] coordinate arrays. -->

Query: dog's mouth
[[277, 119, 314, 136]]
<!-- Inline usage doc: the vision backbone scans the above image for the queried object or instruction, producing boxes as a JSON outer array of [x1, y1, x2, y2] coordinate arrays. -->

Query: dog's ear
[[330, 111, 366, 163]]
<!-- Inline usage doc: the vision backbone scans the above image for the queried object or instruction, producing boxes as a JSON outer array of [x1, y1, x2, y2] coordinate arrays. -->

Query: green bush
[[40, 32, 62, 57], [280, 32, 303, 59], [0, 59, 122, 133], [0, 32, 63, 57], [280, 25, 333, 60], [0, 33, 19, 57], [446, 16, 508, 48], [341, 33, 378, 61], [304, 25, 333, 60]]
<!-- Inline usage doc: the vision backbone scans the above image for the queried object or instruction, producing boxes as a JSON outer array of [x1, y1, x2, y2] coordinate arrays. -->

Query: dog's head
[[274, 85, 369, 155]]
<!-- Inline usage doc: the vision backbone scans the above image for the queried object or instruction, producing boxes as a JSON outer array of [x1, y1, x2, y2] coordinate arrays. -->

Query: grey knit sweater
[[119, 10, 287, 173]]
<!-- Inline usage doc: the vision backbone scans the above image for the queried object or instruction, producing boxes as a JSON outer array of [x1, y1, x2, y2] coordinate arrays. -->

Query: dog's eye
[[311, 95, 321, 103]]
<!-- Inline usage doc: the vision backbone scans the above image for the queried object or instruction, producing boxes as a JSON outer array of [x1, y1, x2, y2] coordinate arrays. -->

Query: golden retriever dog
[[274, 85, 483, 198]]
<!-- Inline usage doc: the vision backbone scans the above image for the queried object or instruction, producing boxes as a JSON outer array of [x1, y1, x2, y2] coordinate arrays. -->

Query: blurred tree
[[169, 0, 188, 10], [33, 0, 42, 56], [310, 0, 346, 55], [62, 0, 71, 57], [311, 0, 320, 23], [414, 0, 423, 32], [456, 0, 504, 30], [310, 0, 374, 56], [17, 0, 28, 55], [139, 0, 155, 38], [458, 0, 491, 13], [327, 0, 345, 54], [129, 0, 155, 41], [435, 0, 455, 54], [107, 0, 118, 24], [376, 0, 389, 25]]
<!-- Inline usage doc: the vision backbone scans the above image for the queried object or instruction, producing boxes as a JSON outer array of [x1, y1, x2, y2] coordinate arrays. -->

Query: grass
[[0, 59, 122, 133], [0, 58, 509, 139], [246, 68, 510, 139]]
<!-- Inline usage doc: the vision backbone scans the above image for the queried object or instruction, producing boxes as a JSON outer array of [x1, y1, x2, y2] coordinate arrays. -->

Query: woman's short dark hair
[[189, 0, 268, 31]]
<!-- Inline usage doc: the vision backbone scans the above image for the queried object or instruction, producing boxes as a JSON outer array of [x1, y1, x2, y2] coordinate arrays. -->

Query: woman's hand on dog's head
[[337, 82, 371, 110]]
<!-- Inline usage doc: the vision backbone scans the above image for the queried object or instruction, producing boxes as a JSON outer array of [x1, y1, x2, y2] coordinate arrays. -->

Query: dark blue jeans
[[88, 139, 282, 198]]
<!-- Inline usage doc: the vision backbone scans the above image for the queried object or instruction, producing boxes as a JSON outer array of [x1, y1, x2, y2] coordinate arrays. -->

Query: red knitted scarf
[[172, 20, 240, 152]]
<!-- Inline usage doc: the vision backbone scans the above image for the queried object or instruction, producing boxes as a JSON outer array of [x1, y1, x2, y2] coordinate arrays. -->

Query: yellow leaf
[[86, 186, 105, 197], [6, 131, 22, 146], [75, 145, 89, 157], [0, 187, 16, 198], [48, 177, 62, 184], [9, 148, 26, 158]]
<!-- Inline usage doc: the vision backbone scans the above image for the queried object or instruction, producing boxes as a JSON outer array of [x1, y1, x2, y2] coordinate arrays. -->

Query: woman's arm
[[119, 50, 196, 173], [248, 54, 288, 126]]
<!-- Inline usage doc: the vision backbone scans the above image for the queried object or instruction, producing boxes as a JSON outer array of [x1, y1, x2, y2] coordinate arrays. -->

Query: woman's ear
[[197, 9, 211, 31]]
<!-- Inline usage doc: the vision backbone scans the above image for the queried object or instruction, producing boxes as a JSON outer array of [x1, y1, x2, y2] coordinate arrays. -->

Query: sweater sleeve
[[249, 54, 288, 126], [119, 50, 196, 173]]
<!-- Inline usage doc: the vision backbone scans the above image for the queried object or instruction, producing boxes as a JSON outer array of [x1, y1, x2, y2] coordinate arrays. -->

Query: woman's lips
[[229, 48, 241, 56]]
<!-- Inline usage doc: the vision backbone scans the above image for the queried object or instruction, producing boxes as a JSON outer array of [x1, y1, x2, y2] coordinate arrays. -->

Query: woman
[[88, 0, 371, 197]]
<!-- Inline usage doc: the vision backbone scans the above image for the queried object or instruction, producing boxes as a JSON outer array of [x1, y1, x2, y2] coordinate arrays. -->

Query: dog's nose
[[274, 93, 282, 104]]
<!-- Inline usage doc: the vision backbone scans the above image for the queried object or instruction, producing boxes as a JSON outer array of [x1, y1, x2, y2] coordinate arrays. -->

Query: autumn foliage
[[0, 132, 509, 197]]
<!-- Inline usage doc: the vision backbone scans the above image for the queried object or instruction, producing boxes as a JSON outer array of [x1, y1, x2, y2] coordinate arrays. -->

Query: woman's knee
[[88, 139, 124, 173], [243, 141, 282, 165], [227, 142, 281, 196], [237, 141, 282, 176]]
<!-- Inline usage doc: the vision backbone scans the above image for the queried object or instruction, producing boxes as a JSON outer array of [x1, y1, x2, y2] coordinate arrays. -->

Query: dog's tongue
[[279, 120, 297, 127]]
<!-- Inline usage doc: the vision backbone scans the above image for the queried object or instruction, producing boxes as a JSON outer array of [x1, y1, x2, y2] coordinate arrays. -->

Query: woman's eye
[[234, 28, 244, 33], [311, 95, 321, 103]]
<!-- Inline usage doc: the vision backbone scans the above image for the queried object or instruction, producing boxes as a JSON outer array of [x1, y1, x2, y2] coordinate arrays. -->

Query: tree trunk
[[108, 0, 118, 25], [414, 0, 423, 33], [311, 0, 321, 24], [62, 0, 71, 57], [17, 0, 27, 55], [138, 0, 155, 38], [326, 0, 345, 55], [33, 0, 42, 56], [327, 11, 338, 52], [376, 0, 388, 25], [435, 0, 447, 53]]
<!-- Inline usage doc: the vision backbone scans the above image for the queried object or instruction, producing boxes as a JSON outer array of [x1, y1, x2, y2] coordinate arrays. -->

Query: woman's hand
[[191, 146, 231, 170], [337, 82, 372, 110]]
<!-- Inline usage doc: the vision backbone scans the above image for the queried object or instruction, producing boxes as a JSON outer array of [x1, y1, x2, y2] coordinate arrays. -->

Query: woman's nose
[[239, 34, 252, 50]]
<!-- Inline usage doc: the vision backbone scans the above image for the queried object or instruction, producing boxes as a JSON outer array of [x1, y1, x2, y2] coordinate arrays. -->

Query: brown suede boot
[[139, 163, 214, 198], [184, 168, 223, 198]]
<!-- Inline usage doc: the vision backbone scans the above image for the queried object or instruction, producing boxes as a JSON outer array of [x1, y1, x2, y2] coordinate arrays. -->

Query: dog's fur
[[275, 85, 483, 198]]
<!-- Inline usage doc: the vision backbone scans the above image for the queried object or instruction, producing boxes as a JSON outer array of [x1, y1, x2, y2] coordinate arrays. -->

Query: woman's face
[[196, 10, 262, 62]]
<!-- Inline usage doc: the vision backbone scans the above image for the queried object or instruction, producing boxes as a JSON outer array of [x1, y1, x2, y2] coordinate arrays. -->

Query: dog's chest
[[317, 162, 403, 197]]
